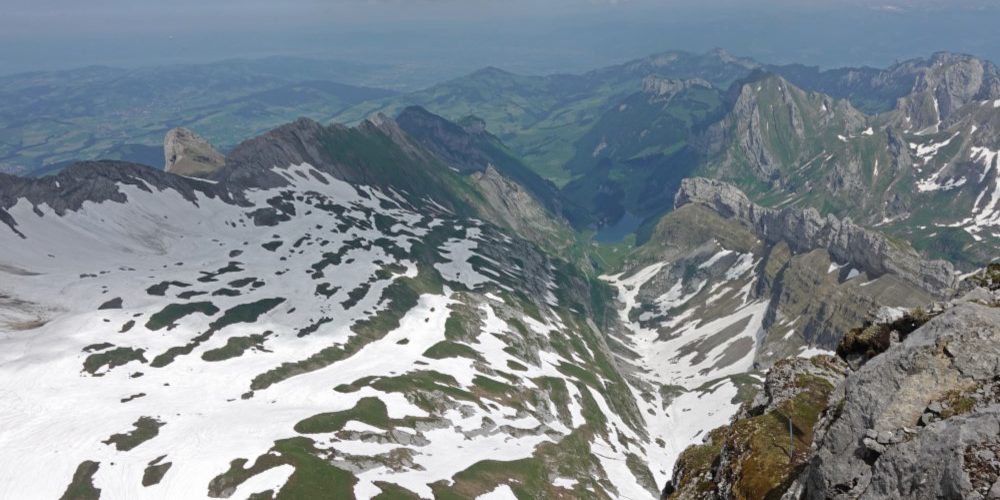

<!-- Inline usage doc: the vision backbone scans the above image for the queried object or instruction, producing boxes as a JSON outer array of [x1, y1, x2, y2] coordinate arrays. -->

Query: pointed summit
[[164, 127, 225, 178]]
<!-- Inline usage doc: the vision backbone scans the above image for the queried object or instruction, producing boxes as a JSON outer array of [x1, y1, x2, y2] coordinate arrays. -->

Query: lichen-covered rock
[[836, 307, 937, 369], [663, 356, 847, 500], [962, 263, 1000, 293]]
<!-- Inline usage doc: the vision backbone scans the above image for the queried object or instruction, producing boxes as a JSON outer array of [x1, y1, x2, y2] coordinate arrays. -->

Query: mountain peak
[[163, 127, 224, 178], [927, 50, 987, 66]]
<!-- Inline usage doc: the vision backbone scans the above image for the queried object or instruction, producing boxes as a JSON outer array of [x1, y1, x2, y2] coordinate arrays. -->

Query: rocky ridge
[[693, 59, 1000, 268], [0, 161, 233, 238], [394, 105, 563, 215], [675, 177, 958, 295]]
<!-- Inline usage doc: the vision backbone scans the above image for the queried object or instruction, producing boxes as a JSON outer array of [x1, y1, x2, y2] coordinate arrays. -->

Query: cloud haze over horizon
[[3, 0, 998, 77]]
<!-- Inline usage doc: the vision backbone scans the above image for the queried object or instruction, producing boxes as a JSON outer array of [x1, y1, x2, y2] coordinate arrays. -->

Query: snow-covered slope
[[595, 183, 957, 484], [0, 111, 963, 499], [0, 161, 666, 499]]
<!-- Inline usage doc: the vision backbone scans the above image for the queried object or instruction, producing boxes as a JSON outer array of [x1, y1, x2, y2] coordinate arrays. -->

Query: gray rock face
[[470, 165, 566, 244], [163, 128, 225, 178], [707, 78, 780, 180], [674, 177, 958, 295], [667, 279, 1000, 500], [216, 117, 327, 191], [896, 52, 1000, 131], [801, 300, 1000, 499], [395, 106, 493, 174]]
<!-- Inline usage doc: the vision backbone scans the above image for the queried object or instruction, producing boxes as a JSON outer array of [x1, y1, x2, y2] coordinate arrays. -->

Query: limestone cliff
[[163, 127, 225, 178], [675, 177, 958, 295]]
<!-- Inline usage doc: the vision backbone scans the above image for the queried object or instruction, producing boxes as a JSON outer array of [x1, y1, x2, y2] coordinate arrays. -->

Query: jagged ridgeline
[[696, 54, 1000, 269], [0, 108, 970, 498], [335, 50, 1000, 268], [2, 48, 1000, 500], [0, 113, 665, 499]]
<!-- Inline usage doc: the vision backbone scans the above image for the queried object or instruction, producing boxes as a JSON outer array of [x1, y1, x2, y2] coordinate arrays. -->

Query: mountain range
[[0, 48, 998, 499], [333, 49, 1000, 268]]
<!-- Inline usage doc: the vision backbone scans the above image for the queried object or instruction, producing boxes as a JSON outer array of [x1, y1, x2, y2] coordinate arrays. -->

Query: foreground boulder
[[800, 294, 1000, 499], [665, 270, 1000, 499]]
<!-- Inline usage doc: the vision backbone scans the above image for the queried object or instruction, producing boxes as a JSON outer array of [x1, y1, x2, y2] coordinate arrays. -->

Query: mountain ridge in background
[[1, 45, 999, 500]]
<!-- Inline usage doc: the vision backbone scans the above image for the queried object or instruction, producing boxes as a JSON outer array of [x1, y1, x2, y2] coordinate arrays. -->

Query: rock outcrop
[[799, 288, 1000, 499], [217, 117, 329, 190], [163, 128, 225, 178], [395, 106, 494, 174], [666, 271, 1000, 500], [664, 355, 849, 500], [675, 177, 958, 295], [395, 106, 563, 215]]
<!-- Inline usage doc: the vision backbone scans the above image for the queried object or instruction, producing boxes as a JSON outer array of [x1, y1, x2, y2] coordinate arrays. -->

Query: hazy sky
[[3, 0, 998, 77]]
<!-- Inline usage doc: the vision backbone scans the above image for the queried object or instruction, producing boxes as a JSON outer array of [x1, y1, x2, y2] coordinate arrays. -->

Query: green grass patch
[[294, 397, 391, 434], [145, 302, 219, 331], [208, 438, 358, 499], [102, 417, 163, 451], [151, 298, 284, 367], [83, 347, 146, 375], [142, 457, 171, 487], [423, 340, 483, 361], [202, 332, 272, 362], [59, 461, 101, 500]]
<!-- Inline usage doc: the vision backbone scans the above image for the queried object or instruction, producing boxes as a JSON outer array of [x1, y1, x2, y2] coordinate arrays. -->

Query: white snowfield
[[0, 164, 671, 499], [934, 146, 1000, 241], [602, 246, 768, 485]]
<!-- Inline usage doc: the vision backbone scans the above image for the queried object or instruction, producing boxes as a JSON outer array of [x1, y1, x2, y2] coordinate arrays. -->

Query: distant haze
[[3, 0, 999, 77]]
